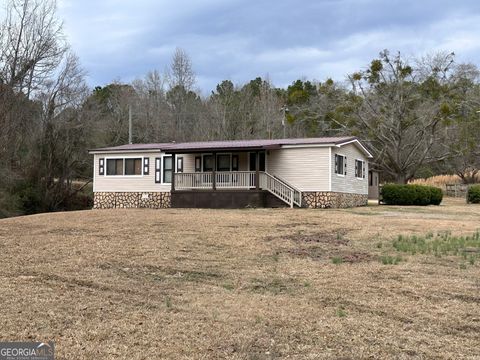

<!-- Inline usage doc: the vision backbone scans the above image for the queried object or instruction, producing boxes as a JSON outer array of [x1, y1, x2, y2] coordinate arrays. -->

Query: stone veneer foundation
[[301, 192, 368, 209], [93, 192, 171, 209], [94, 191, 366, 209]]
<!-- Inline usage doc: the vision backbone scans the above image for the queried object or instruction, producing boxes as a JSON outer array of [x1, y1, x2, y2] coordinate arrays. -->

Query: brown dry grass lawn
[[0, 198, 479, 359]]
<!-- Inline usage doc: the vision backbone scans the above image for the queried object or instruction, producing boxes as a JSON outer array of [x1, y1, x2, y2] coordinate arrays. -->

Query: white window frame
[[335, 153, 346, 177], [161, 154, 173, 184], [104, 156, 145, 177], [355, 159, 365, 180]]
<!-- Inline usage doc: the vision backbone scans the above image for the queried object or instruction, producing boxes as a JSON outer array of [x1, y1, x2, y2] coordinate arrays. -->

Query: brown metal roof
[[89, 143, 172, 152], [89, 136, 358, 153]]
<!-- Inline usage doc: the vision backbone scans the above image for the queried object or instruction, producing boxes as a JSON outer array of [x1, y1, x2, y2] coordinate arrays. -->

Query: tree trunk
[[395, 173, 408, 184]]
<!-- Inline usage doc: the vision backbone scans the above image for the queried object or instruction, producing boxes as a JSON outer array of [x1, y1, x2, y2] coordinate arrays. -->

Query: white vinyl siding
[[94, 152, 173, 192], [331, 144, 368, 195], [266, 147, 330, 192], [182, 154, 196, 173]]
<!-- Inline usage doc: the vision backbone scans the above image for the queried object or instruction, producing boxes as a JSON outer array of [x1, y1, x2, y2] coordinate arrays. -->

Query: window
[[107, 159, 124, 175], [355, 159, 365, 179], [177, 157, 184, 173], [335, 154, 346, 175], [203, 155, 214, 171], [163, 156, 173, 183], [217, 154, 231, 171], [106, 158, 143, 176], [125, 158, 142, 175]]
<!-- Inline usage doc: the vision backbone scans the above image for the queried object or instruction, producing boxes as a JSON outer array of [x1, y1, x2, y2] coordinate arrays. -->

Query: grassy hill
[[0, 199, 479, 359]]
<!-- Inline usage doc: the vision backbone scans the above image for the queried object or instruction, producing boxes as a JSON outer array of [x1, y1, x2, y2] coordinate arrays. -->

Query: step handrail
[[260, 172, 302, 208], [272, 174, 301, 193]]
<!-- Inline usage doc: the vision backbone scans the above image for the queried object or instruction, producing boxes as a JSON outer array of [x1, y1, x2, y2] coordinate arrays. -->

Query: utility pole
[[128, 105, 132, 144], [281, 105, 289, 138]]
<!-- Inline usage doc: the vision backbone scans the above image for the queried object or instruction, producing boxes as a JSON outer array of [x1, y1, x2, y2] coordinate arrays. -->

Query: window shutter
[[99, 158, 105, 175], [362, 161, 366, 179], [143, 157, 149, 175], [334, 154, 338, 174], [355, 160, 358, 177], [195, 156, 201, 172], [344, 156, 347, 175], [155, 158, 161, 183]]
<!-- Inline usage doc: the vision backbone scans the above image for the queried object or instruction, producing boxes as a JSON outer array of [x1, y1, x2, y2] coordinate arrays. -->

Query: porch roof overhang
[[164, 144, 281, 154]]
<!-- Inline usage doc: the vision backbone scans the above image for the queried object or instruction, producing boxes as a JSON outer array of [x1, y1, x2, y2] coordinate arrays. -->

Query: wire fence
[[444, 184, 472, 198]]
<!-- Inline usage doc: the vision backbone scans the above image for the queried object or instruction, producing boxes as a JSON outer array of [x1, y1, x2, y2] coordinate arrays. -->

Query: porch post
[[212, 151, 217, 190], [255, 151, 260, 190], [171, 153, 176, 192]]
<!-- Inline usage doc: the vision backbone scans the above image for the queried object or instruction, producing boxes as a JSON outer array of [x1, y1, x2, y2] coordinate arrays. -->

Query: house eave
[[88, 149, 163, 155], [164, 145, 281, 154], [335, 139, 373, 158]]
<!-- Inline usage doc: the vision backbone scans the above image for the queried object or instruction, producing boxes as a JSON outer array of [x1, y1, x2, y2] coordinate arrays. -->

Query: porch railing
[[215, 171, 256, 189], [175, 171, 256, 190], [175, 172, 213, 189]]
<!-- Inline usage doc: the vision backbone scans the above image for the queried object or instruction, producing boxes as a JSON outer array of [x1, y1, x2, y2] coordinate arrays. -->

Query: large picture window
[[163, 156, 173, 183], [125, 158, 142, 175], [106, 159, 124, 175], [106, 158, 143, 176]]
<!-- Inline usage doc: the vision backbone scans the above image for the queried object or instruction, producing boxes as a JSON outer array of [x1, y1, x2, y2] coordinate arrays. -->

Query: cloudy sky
[[58, 0, 480, 93]]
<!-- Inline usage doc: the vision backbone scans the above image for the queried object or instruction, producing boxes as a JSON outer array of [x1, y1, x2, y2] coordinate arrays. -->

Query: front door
[[249, 152, 265, 171]]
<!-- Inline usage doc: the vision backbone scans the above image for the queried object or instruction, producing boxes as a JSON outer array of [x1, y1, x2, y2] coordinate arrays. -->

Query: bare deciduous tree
[[167, 47, 196, 91], [0, 0, 66, 97]]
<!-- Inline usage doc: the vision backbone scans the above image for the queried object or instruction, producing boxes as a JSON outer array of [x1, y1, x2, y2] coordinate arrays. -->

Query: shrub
[[13, 181, 44, 214], [381, 183, 442, 206], [467, 185, 480, 204], [429, 187, 444, 205]]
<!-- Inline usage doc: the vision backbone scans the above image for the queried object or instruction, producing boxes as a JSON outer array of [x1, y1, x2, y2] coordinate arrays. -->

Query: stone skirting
[[93, 192, 171, 209], [301, 192, 368, 209]]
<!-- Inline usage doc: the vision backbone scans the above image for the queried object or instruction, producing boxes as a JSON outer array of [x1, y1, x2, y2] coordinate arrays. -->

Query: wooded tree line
[[1, 0, 479, 216]]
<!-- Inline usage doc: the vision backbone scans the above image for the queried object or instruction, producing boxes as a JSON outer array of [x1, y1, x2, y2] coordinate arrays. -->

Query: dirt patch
[[337, 251, 374, 263], [285, 246, 373, 263]]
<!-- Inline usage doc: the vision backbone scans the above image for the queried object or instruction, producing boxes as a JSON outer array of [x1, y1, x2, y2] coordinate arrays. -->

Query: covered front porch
[[166, 149, 301, 208]]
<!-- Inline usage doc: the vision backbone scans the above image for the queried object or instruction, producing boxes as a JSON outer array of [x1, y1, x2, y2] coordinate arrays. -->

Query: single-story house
[[88, 136, 373, 209]]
